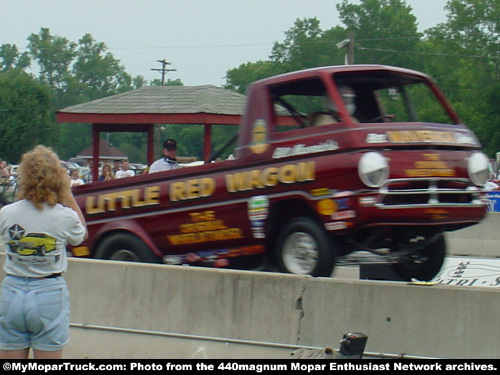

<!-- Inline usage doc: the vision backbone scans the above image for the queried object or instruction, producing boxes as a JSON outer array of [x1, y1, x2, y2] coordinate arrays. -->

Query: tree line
[[224, 0, 500, 158], [0, 0, 499, 165]]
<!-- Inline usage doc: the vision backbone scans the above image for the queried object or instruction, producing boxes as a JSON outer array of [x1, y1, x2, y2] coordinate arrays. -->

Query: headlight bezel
[[358, 152, 390, 188], [467, 152, 490, 187]]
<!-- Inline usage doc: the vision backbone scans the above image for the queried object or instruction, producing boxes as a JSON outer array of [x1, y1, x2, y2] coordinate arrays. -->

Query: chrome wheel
[[282, 232, 319, 275], [275, 217, 336, 277]]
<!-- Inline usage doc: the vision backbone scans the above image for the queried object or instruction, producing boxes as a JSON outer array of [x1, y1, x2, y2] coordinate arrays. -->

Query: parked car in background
[[129, 163, 147, 175]]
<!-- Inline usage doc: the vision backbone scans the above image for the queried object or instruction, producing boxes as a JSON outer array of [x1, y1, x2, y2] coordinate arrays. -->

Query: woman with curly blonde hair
[[0, 145, 86, 359]]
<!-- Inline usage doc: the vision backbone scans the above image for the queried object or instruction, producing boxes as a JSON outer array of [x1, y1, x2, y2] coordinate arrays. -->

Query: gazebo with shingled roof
[[56, 85, 248, 182]]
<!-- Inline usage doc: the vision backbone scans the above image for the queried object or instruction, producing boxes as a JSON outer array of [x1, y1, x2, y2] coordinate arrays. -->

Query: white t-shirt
[[70, 178, 85, 187], [115, 169, 135, 178], [0, 200, 86, 277], [149, 158, 181, 173]]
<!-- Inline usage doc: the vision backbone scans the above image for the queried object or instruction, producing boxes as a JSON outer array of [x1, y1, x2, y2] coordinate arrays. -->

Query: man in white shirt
[[115, 160, 135, 178], [70, 170, 85, 187], [149, 139, 181, 173]]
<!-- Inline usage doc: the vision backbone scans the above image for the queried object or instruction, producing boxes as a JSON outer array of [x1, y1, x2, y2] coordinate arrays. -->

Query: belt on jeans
[[7, 273, 62, 279], [41, 273, 62, 279]]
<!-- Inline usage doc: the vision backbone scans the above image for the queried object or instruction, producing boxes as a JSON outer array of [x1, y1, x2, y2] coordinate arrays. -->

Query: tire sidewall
[[96, 233, 160, 263], [392, 233, 446, 281], [274, 217, 335, 277]]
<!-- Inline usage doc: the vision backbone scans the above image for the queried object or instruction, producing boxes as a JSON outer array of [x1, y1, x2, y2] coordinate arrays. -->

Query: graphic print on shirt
[[7, 224, 57, 257]]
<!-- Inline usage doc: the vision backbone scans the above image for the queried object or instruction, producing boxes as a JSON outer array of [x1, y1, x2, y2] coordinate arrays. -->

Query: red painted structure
[[56, 85, 248, 180]]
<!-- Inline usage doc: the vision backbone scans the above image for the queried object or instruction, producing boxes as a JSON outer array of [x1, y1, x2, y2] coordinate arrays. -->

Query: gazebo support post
[[204, 124, 212, 162], [92, 125, 100, 182], [147, 124, 155, 166], [90, 123, 154, 181]]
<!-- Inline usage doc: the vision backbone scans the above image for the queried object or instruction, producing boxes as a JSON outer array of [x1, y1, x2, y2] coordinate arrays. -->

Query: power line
[[1, 0, 142, 8], [108, 43, 275, 50], [357, 46, 500, 60], [356, 36, 422, 42], [105, 37, 424, 51], [9, 35, 500, 76], [106, 38, 420, 51]]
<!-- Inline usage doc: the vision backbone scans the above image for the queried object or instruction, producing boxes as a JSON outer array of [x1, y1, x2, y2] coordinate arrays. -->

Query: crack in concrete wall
[[294, 278, 308, 345]]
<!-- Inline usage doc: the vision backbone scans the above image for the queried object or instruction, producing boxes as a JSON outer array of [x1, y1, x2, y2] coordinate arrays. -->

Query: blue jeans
[[0, 275, 70, 351]]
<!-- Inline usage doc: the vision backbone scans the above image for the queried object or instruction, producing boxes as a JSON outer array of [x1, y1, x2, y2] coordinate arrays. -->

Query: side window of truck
[[270, 78, 329, 132]]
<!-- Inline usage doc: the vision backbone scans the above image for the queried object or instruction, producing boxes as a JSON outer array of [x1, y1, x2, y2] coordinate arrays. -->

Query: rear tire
[[95, 233, 161, 263], [391, 232, 446, 281], [274, 217, 336, 277]]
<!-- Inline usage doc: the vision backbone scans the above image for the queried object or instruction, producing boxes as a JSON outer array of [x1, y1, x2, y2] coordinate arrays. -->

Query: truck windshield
[[374, 83, 452, 124], [333, 71, 456, 125], [271, 71, 457, 132]]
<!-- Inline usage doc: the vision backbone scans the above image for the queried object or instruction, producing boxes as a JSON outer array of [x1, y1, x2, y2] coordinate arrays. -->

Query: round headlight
[[467, 152, 489, 186], [358, 152, 389, 188]]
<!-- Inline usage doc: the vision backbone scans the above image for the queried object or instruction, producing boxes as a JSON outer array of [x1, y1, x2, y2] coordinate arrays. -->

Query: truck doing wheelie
[[70, 65, 489, 281]]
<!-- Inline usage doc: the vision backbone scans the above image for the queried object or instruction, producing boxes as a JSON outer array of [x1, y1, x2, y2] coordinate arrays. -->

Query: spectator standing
[[0, 145, 86, 359], [0, 161, 10, 186], [115, 160, 135, 178], [70, 170, 84, 187], [98, 164, 115, 181], [0, 161, 11, 178], [149, 139, 181, 173], [112, 159, 121, 174]]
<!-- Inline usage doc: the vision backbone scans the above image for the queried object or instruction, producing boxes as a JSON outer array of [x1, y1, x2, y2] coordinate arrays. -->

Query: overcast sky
[[1, 0, 449, 86]]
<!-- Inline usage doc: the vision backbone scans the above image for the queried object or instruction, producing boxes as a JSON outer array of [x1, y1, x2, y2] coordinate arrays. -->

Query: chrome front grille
[[378, 178, 482, 207]]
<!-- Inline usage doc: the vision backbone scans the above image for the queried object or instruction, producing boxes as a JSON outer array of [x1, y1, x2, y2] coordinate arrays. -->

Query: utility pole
[[151, 59, 177, 85], [346, 31, 355, 65], [336, 31, 355, 65]]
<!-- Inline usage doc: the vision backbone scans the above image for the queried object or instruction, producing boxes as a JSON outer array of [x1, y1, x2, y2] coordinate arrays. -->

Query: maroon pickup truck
[[70, 65, 489, 280]]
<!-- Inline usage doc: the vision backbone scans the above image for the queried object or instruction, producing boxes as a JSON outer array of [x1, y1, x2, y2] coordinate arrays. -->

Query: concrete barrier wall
[[446, 212, 500, 257], [2, 255, 498, 359], [64, 259, 305, 359], [301, 279, 500, 358]]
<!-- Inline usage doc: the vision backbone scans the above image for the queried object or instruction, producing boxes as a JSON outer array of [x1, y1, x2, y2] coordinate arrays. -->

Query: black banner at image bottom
[[0, 359, 498, 374]]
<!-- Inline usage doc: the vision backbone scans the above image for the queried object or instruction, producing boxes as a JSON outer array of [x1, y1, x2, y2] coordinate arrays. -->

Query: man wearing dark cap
[[112, 159, 121, 174], [149, 139, 181, 173]]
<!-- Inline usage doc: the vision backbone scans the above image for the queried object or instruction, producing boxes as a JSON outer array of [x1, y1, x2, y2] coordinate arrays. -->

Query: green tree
[[27, 28, 77, 91], [0, 44, 30, 72], [443, 0, 500, 59], [25, 28, 150, 160], [269, 18, 345, 72], [73, 34, 134, 98], [0, 71, 56, 163], [224, 60, 277, 94], [337, 0, 422, 68], [423, 0, 500, 156], [150, 78, 183, 86], [27, 29, 141, 110], [225, 18, 346, 94]]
